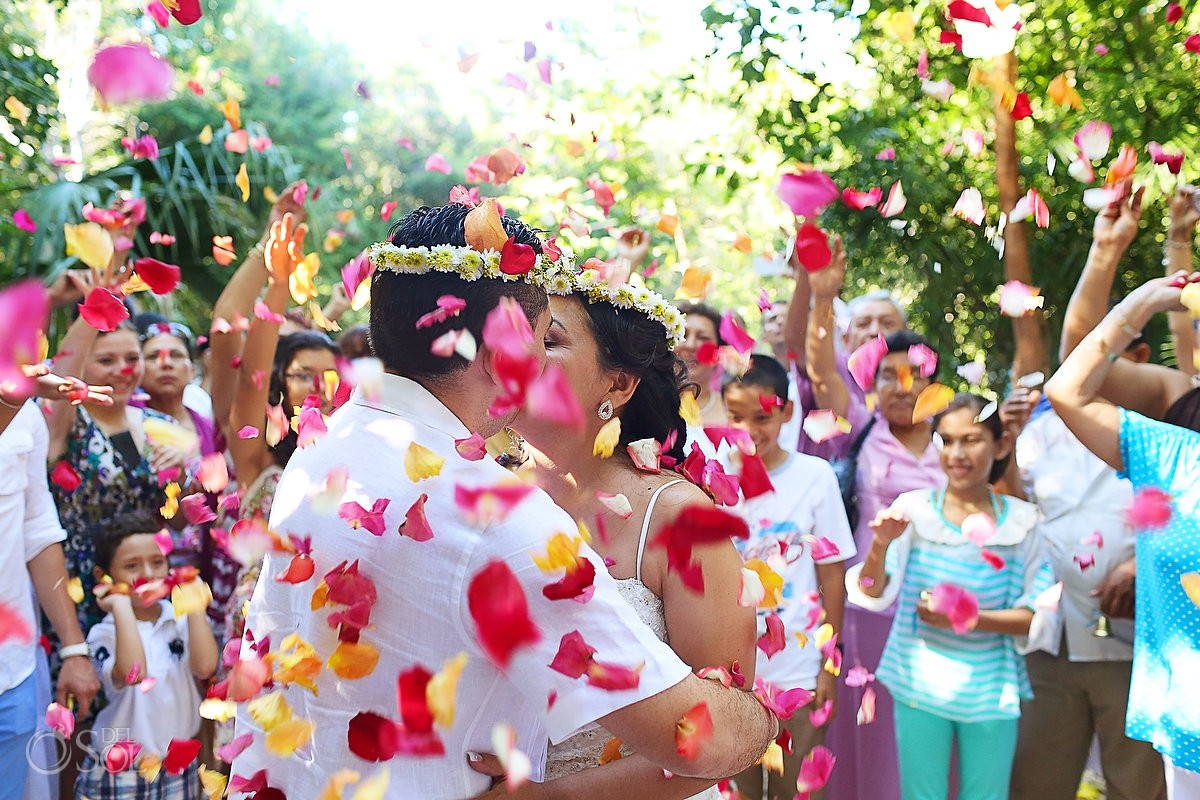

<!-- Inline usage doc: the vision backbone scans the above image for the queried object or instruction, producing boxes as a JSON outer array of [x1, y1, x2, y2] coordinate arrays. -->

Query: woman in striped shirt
[[848, 393, 1052, 800]]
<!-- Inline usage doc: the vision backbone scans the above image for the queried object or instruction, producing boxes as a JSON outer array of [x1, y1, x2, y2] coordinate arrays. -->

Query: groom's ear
[[474, 342, 500, 387]]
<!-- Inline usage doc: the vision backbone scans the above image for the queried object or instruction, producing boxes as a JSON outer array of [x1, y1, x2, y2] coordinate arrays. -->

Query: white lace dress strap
[[636, 478, 686, 584]]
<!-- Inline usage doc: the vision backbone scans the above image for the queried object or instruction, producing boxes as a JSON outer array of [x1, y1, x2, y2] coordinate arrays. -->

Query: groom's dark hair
[[369, 204, 548, 380]]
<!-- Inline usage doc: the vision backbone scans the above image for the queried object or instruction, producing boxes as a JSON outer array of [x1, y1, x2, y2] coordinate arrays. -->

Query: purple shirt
[[130, 397, 224, 457], [795, 351, 873, 461], [851, 417, 945, 569]]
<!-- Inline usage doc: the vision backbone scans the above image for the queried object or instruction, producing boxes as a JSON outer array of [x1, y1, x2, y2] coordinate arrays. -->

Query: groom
[[230, 203, 777, 797]]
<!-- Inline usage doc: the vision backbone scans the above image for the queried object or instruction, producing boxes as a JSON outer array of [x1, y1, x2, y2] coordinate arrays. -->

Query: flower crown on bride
[[536, 261, 686, 351]]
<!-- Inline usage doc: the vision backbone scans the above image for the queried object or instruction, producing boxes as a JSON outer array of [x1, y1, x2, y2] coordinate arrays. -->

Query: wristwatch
[[59, 642, 90, 660]]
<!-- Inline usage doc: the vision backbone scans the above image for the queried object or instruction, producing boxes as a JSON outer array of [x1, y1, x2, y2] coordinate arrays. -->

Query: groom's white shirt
[[231, 374, 690, 798]]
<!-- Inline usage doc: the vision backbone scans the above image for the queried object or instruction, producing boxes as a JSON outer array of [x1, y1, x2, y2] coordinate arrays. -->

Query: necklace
[[497, 427, 528, 471], [698, 389, 718, 416]]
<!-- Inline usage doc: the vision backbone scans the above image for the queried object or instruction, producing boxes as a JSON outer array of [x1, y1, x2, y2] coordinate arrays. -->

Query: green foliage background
[[2, 0, 1198, 381], [700, 0, 1200, 385]]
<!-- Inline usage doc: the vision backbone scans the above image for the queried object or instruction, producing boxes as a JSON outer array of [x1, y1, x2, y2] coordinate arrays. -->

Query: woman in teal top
[[849, 393, 1053, 800], [1047, 273, 1200, 791]]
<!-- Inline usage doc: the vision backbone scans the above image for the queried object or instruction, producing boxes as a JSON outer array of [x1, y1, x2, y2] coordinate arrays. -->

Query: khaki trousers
[[1010, 649, 1166, 800]]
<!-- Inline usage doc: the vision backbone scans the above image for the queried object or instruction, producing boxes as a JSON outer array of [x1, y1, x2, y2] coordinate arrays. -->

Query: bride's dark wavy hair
[[580, 297, 690, 463]]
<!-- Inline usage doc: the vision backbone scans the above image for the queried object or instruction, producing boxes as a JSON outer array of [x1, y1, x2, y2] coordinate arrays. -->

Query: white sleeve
[[810, 460, 856, 564], [87, 619, 119, 695], [846, 529, 910, 612], [21, 406, 67, 562], [465, 497, 692, 745], [1013, 522, 1057, 654]]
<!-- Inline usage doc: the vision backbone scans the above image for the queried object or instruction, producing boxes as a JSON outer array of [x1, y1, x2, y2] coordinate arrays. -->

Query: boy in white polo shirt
[[76, 511, 218, 799], [724, 354, 856, 800]]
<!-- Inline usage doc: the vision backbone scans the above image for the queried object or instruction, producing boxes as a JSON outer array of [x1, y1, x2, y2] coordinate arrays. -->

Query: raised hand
[[268, 180, 309, 230], [869, 508, 909, 544], [615, 226, 650, 268], [1, 366, 114, 408], [808, 232, 846, 301], [1092, 180, 1144, 250], [265, 211, 309, 284], [1168, 186, 1200, 242], [999, 386, 1040, 439]]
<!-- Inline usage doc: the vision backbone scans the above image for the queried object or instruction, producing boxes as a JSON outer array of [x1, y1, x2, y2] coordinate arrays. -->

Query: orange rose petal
[[464, 198, 509, 252], [912, 383, 956, 424], [327, 640, 381, 680], [264, 717, 316, 757]]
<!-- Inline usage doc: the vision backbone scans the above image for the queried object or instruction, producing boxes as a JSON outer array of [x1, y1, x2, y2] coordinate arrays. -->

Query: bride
[[474, 264, 759, 798]]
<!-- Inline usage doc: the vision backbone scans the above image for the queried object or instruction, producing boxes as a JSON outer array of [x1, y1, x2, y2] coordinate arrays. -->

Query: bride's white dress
[[543, 480, 722, 800]]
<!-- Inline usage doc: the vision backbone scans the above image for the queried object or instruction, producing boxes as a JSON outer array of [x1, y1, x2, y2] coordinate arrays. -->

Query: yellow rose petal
[[884, 10, 915, 43], [199, 124, 213, 145], [1182, 572, 1200, 608], [199, 697, 237, 722], [593, 417, 621, 458], [744, 559, 785, 609], [64, 222, 114, 270], [427, 652, 468, 729], [171, 579, 213, 618], [351, 769, 390, 800], [289, 251, 320, 305], [762, 741, 784, 774], [265, 716, 315, 757], [815, 622, 835, 650], [319, 769, 361, 800], [160, 480, 181, 520], [248, 690, 293, 732], [532, 532, 583, 573], [199, 765, 228, 800], [236, 163, 250, 202], [137, 752, 163, 783], [5, 95, 32, 124], [679, 391, 701, 427], [404, 442, 445, 482], [1180, 282, 1200, 318]]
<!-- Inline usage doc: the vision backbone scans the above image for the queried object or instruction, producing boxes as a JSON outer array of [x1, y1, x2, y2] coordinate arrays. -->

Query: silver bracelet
[[0, 394, 22, 409]]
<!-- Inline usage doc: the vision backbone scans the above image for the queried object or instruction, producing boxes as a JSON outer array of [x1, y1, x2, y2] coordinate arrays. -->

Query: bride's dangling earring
[[597, 400, 614, 420]]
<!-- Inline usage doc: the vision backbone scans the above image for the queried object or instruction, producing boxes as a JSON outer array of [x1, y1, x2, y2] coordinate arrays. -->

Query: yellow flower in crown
[[532, 265, 685, 350]]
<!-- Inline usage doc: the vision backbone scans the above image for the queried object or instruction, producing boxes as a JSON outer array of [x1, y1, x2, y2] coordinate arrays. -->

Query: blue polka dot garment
[[1118, 409, 1200, 772]]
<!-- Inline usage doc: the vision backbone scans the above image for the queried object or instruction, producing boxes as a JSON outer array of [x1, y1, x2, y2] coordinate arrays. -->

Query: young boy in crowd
[[723, 354, 856, 800], [75, 511, 218, 798]]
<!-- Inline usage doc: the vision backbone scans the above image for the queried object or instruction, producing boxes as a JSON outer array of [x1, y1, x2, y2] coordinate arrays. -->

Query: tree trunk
[[994, 50, 1048, 380]]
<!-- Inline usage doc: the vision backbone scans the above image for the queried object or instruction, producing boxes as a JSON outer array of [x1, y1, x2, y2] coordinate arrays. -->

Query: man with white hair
[[781, 236, 907, 460]]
